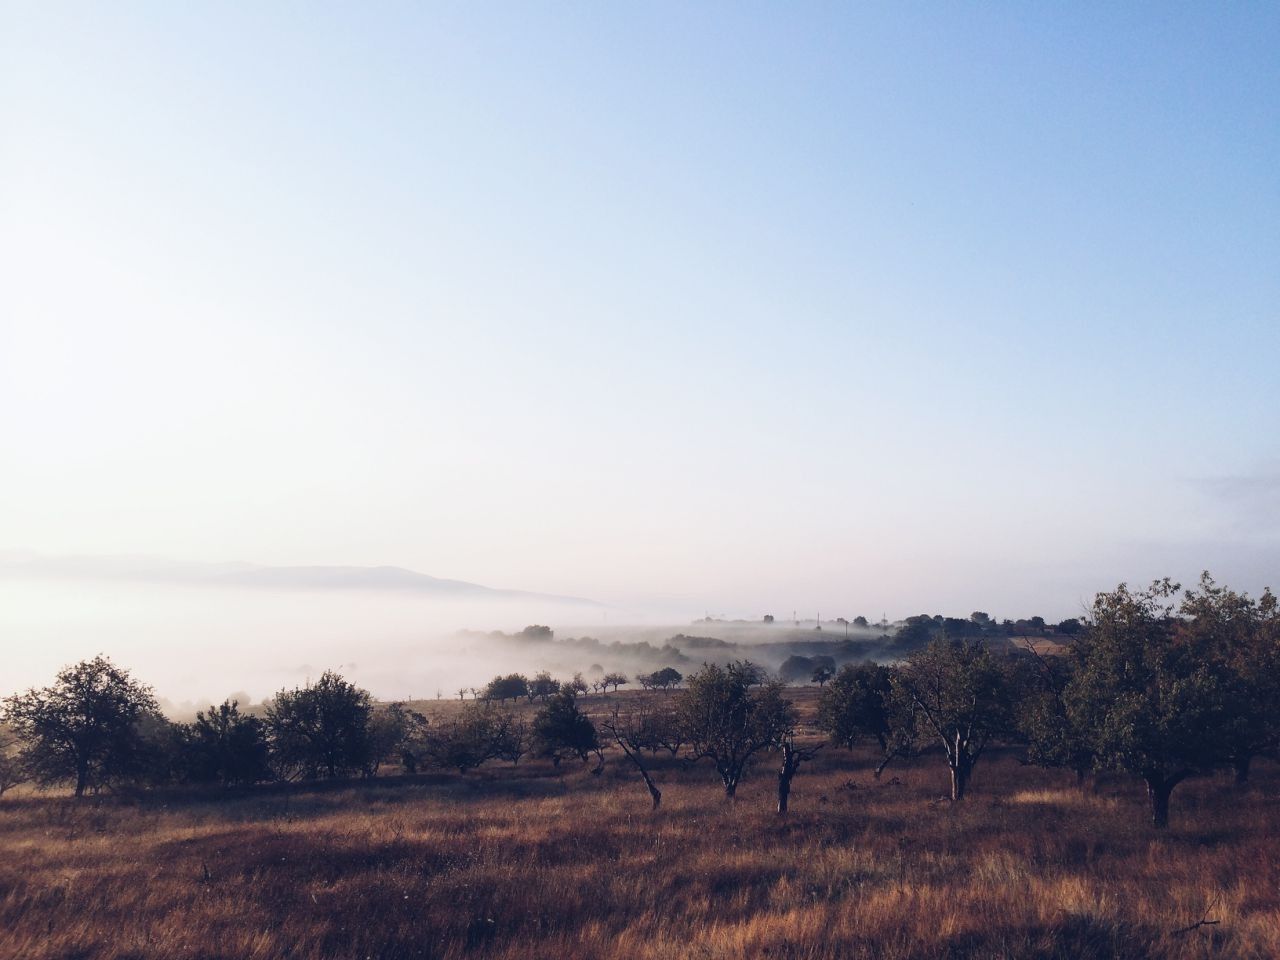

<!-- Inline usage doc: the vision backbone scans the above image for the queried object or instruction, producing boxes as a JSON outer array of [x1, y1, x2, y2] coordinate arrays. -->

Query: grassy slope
[[0, 689, 1276, 959]]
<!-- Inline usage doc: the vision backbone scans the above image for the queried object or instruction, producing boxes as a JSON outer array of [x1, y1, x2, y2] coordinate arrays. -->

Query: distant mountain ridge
[[0, 552, 601, 606]]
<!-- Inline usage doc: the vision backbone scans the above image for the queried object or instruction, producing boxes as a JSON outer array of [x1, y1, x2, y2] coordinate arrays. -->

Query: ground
[[1, 689, 1276, 959]]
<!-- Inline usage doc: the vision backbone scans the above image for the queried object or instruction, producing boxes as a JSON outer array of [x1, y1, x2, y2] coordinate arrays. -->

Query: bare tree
[[775, 731, 822, 815], [600, 703, 663, 809]]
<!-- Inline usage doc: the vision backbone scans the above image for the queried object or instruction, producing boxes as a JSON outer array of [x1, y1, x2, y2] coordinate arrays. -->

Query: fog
[[0, 579, 606, 707], [0, 576, 899, 712]]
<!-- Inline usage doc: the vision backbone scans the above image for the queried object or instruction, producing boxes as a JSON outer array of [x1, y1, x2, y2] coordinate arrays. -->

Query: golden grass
[[1, 707, 1276, 958]]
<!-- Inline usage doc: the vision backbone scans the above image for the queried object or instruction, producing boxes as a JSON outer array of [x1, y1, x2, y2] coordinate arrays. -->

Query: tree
[[424, 702, 508, 774], [1015, 646, 1094, 791], [817, 662, 914, 777], [493, 712, 529, 765], [817, 664, 890, 751], [640, 667, 683, 691], [533, 688, 599, 767], [2, 656, 159, 797], [892, 638, 1013, 800], [775, 731, 821, 815], [365, 702, 429, 777], [1179, 572, 1280, 785], [810, 657, 836, 686], [0, 728, 27, 797], [601, 672, 629, 693], [529, 671, 559, 701], [181, 699, 272, 786], [1066, 580, 1231, 827], [564, 673, 590, 697], [266, 670, 373, 780], [763, 614, 775, 624], [675, 661, 794, 798], [601, 702, 664, 809], [484, 674, 530, 703], [778, 655, 816, 684]]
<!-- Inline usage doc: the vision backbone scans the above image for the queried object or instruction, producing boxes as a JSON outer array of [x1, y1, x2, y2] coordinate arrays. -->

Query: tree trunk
[[777, 769, 793, 814], [1074, 766, 1094, 796], [723, 776, 737, 799], [1146, 776, 1174, 829], [74, 763, 88, 798], [950, 760, 969, 801], [1233, 755, 1252, 786]]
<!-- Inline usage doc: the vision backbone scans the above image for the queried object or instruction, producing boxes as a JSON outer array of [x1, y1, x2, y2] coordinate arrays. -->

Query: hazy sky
[[2, 4, 1278, 620]]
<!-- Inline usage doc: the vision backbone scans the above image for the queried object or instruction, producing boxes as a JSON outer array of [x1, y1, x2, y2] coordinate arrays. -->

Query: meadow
[[1, 690, 1276, 960]]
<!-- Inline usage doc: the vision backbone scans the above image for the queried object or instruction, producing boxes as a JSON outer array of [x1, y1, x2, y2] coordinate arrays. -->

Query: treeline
[[1, 574, 1276, 830], [815, 574, 1279, 826]]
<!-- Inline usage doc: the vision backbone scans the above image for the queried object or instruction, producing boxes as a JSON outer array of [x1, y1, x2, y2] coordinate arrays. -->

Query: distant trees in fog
[[638, 667, 683, 690], [483, 674, 530, 703]]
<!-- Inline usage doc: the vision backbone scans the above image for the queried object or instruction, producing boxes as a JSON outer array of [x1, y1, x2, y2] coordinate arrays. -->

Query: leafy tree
[[532, 688, 599, 767], [266, 670, 373, 780], [0, 727, 25, 797], [817, 662, 913, 777], [639, 667, 684, 690], [818, 663, 891, 751], [1065, 580, 1230, 828], [675, 661, 794, 798], [1179, 572, 1280, 784], [810, 657, 836, 686], [492, 712, 529, 765], [529, 671, 559, 701], [762, 614, 774, 624], [601, 672, 629, 693], [892, 615, 939, 652], [2, 656, 159, 797], [1015, 647, 1095, 790], [484, 674, 530, 703], [365, 702, 430, 776], [778, 655, 816, 683], [564, 673, 590, 697], [424, 702, 508, 774], [182, 699, 272, 786], [892, 638, 1013, 800], [852, 616, 869, 628]]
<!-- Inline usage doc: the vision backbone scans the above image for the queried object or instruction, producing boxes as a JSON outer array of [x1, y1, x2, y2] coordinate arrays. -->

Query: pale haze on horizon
[[3, 2, 1278, 650]]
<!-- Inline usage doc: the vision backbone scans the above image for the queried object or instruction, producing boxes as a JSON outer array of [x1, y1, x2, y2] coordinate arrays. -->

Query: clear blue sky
[[2, 3, 1277, 619]]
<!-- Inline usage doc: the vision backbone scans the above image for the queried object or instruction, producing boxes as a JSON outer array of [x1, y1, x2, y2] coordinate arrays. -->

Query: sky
[[2, 3, 1278, 626]]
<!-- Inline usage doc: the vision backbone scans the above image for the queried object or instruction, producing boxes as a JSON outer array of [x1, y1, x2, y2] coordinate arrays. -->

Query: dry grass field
[[1, 690, 1277, 960]]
